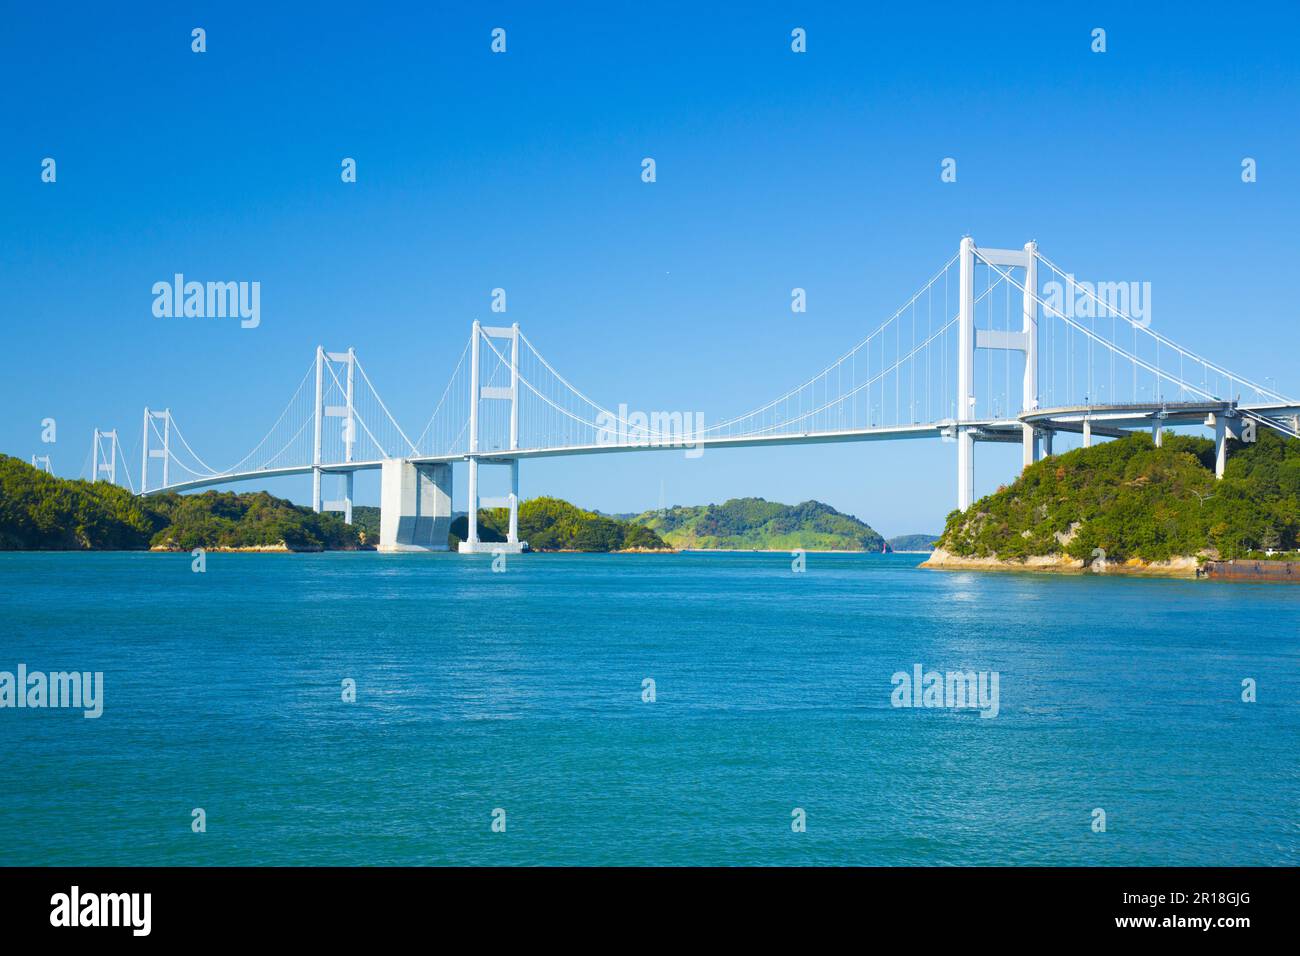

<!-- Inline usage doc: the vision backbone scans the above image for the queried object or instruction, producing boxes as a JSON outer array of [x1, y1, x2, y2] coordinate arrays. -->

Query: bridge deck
[[144, 420, 1014, 494], [143, 401, 1300, 497]]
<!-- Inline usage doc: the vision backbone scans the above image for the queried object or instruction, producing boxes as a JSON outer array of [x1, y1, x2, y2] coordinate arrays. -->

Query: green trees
[[0, 455, 159, 549], [0, 455, 361, 551], [148, 490, 360, 551], [450, 496, 670, 551], [936, 429, 1300, 563]]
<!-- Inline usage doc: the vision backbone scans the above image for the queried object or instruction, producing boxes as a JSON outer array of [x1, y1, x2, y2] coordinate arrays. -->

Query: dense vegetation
[[351, 505, 381, 543], [338, 500, 668, 551], [937, 429, 1300, 563], [0, 455, 360, 551], [0, 454, 159, 549], [887, 534, 940, 552], [634, 497, 884, 551], [146, 491, 360, 551], [453, 496, 669, 551]]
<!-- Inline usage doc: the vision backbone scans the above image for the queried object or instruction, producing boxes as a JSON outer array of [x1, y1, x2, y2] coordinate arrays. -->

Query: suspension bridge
[[80, 237, 1300, 552]]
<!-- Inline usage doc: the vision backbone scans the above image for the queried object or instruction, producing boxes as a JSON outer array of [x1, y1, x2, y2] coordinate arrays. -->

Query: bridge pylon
[[91, 428, 121, 486], [312, 346, 360, 523], [460, 320, 525, 553], [956, 237, 1043, 511], [140, 407, 171, 493]]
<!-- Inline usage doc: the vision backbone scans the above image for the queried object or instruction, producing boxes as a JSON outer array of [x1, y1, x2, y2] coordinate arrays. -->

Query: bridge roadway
[[142, 400, 1300, 498], [140, 419, 1012, 495]]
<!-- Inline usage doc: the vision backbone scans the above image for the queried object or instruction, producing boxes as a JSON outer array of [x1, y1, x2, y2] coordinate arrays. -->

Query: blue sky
[[4, 2, 1298, 535]]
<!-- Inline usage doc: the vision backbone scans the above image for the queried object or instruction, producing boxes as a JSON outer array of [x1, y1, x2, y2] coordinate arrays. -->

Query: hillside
[[888, 534, 940, 552], [0, 460, 666, 554], [147, 491, 361, 551], [0, 454, 361, 551], [931, 428, 1300, 568], [634, 497, 884, 551], [0, 454, 159, 549]]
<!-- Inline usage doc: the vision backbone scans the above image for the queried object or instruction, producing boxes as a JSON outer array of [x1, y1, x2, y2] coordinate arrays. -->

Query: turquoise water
[[1, 551, 1296, 866]]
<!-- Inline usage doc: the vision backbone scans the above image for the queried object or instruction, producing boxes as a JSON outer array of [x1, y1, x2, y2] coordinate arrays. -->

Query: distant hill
[[887, 534, 939, 552], [633, 497, 883, 551]]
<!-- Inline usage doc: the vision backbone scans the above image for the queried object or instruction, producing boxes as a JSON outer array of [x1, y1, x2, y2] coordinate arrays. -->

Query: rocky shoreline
[[921, 548, 1201, 578]]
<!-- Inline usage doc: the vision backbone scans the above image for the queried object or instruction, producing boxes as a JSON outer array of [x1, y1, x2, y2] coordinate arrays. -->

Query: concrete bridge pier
[[1214, 415, 1228, 478], [956, 427, 974, 513], [378, 458, 452, 551], [1207, 411, 1240, 479]]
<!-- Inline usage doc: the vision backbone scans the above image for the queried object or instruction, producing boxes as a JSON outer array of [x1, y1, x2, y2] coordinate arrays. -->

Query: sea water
[[0, 551, 1295, 866]]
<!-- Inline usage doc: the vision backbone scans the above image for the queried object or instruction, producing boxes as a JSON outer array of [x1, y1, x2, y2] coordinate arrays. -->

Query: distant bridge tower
[[312, 347, 358, 523], [30, 454, 52, 473], [91, 428, 121, 485], [461, 320, 524, 552], [955, 237, 1042, 511], [140, 407, 172, 493]]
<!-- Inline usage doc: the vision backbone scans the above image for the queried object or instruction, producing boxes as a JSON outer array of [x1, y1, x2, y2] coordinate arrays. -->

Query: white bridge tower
[[91, 428, 122, 486], [311, 347, 359, 523], [955, 237, 1042, 511], [460, 320, 524, 553], [140, 407, 171, 493]]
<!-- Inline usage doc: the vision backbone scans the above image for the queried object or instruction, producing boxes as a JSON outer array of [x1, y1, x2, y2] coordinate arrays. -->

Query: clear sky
[[4, 2, 1298, 535]]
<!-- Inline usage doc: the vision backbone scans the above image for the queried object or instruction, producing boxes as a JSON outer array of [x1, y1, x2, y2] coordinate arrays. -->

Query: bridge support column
[[956, 428, 974, 512], [379, 459, 452, 551], [1213, 414, 1228, 479], [1021, 240, 1039, 471], [1021, 426, 1039, 470], [1042, 429, 1054, 457], [1151, 419, 1163, 447], [508, 458, 520, 544], [312, 346, 324, 512], [141, 408, 149, 493], [465, 457, 479, 545], [1082, 418, 1092, 448], [956, 237, 976, 511]]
